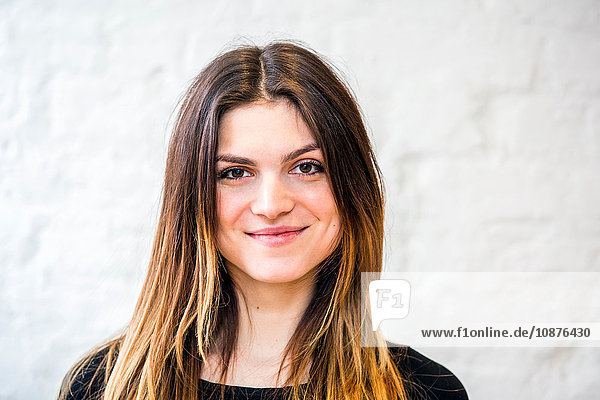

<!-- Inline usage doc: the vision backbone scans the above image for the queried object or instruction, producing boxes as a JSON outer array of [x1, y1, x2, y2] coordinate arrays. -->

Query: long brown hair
[[59, 40, 407, 400]]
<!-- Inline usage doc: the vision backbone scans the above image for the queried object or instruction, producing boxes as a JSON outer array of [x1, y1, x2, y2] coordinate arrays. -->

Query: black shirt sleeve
[[389, 345, 469, 400], [58, 349, 109, 400], [59, 344, 468, 400]]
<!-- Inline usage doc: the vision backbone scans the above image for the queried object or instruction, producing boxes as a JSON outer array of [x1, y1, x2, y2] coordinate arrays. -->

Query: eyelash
[[217, 160, 325, 181]]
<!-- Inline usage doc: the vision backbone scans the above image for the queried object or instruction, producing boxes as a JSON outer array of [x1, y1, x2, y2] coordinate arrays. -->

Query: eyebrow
[[216, 142, 320, 166]]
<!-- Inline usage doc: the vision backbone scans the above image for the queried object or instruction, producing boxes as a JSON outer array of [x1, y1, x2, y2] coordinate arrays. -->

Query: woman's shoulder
[[386, 343, 469, 400], [58, 341, 467, 399], [58, 342, 117, 400]]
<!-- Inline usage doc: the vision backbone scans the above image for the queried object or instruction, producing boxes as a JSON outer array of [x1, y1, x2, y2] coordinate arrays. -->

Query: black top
[[60, 345, 468, 400]]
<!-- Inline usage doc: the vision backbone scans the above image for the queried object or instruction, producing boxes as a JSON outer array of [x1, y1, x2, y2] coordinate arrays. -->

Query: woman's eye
[[291, 161, 324, 175], [218, 162, 324, 181], [218, 168, 251, 180]]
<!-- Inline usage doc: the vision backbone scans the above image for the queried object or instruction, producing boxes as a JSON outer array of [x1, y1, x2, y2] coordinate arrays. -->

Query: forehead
[[217, 100, 317, 153]]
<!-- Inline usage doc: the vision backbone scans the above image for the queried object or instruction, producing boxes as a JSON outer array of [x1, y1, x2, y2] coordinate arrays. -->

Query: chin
[[243, 261, 313, 284], [250, 270, 306, 284]]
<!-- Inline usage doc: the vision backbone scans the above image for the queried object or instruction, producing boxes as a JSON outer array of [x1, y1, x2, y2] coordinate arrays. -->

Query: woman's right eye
[[218, 168, 251, 180]]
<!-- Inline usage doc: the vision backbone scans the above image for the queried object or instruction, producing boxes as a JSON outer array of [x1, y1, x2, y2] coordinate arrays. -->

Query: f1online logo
[[369, 279, 411, 331]]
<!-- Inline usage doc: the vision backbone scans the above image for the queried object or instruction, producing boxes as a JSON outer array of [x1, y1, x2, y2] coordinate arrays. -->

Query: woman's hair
[[59, 40, 407, 400]]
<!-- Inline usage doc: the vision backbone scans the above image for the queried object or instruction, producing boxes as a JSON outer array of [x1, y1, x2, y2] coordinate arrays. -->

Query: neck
[[230, 266, 316, 345], [224, 265, 316, 385]]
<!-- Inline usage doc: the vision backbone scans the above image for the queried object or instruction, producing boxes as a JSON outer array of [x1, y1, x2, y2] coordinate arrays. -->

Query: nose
[[250, 173, 294, 220]]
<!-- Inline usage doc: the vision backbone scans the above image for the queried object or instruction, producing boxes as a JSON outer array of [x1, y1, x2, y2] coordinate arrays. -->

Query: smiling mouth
[[245, 226, 309, 246], [246, 226, 308, 236]]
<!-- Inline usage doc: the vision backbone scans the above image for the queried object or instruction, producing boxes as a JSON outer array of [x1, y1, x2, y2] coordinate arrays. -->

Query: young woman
[[58, 41, 468, 400]]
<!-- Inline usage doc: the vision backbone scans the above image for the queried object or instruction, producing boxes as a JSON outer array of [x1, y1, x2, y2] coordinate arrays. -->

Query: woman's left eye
[[290, 161, 324, 175]]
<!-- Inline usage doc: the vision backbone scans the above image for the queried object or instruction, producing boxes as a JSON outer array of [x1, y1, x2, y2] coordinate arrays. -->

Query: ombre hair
[[59, 41, 407, 400]]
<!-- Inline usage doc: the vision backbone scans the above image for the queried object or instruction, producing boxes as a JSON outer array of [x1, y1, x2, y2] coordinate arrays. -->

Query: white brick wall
[[1, 1, 598, 398]]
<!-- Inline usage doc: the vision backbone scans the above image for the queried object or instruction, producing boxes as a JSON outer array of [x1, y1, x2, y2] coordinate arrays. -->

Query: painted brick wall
[[1, 1, 599, 398]]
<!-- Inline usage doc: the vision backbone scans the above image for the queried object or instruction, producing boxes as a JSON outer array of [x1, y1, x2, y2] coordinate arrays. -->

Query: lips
[[247, 226, 308, 235], [246, 226, 309, 246]]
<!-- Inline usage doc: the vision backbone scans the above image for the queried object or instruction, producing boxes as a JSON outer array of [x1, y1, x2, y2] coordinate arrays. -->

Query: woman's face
[[215, 100, 340, 284]]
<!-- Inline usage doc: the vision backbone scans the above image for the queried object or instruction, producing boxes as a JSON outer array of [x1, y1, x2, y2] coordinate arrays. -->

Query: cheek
[[314, 185, 341, 244], [301, 183, 338, 218], [216, 189, 248, 229]]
